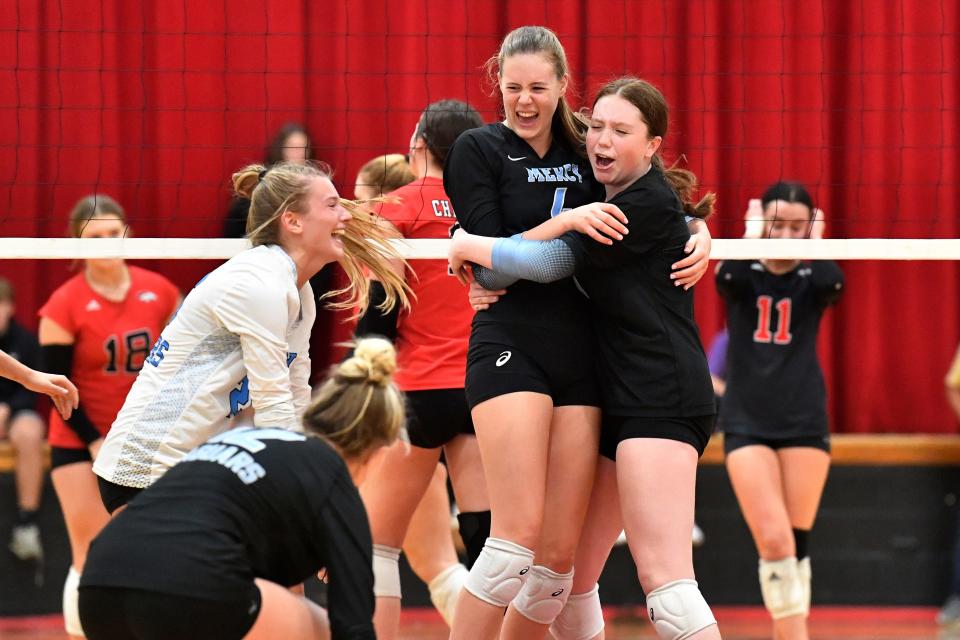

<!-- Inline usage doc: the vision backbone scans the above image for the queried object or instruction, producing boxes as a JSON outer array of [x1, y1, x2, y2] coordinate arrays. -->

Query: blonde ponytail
[[302, 338, 405, 460], [328, 199, 411, 317], [231, 160, 412, 317]]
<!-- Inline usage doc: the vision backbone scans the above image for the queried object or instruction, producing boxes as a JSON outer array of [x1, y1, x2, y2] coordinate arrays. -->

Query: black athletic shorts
[[78, 584, 261, 640], [724, 432, 831, 455], [50, 445, 91, 470], [600, 414, 716, 461], [465, 340, 600, 409], [97, 476, 144, 515], [405, 388, 475, 449]]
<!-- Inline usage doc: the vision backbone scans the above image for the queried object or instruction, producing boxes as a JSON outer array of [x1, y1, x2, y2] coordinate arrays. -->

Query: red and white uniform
[[38, 267, 180, 449], [378, 177, 472, 391]]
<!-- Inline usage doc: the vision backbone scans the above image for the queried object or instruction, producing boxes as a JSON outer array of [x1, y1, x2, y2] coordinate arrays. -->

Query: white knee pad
[[759, 557, 807, 619], [63, 565, 84, 637], [512, 564, 574, 625], [373, 544, 402, 599], [549, 583, 604, 640], [798, 557, 812, 613], [464, 537, 535, 607], [428, 563, 468, 627], [645, 579, 716, 640]]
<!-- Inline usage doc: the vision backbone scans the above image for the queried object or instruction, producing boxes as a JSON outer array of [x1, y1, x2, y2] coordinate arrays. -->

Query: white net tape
[[0, 237, 957, 261]]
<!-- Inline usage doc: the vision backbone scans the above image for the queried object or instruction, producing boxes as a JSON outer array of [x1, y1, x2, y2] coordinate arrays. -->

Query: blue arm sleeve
[[471, 265, 519, 290], [488, 236, 578, 284]]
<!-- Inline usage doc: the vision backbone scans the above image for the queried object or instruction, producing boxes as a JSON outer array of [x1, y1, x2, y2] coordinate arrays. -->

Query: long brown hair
[[302, 337, 404, 461], [415, 99, 485, 167], [485, 26, 588, 155], [594, 78, 716, 220], [231, 161, 411, 315]]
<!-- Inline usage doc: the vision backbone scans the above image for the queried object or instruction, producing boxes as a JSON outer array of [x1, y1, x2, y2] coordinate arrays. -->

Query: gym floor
[[0, 606, 949, 639]]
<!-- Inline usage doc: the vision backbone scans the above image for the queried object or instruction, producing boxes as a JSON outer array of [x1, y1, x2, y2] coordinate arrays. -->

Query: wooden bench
[[700, 433, 960, 466], [2, 434, 960, 472], [0, 443, 51, 473]]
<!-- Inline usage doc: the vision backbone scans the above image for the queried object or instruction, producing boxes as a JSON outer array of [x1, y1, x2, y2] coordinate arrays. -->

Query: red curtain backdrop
[[1, 0, 957, 433]]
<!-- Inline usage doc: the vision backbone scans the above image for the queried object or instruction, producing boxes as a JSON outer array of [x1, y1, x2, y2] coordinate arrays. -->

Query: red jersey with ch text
[[39, 267, 179, 448], [377, 177, 472, 390]]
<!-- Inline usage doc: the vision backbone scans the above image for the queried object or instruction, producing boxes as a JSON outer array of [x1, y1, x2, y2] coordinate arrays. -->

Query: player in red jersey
[[354, 99, 491, 639], [38, 195, 180, 638], [354, 150, 474, 630]]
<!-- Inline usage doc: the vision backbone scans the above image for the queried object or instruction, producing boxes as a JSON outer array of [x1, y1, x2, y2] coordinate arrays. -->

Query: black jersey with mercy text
[[445, 122, 603, 343], [559, 167, 715, 418], [81, 427, 375, 640], [716, 259, 844, 439]]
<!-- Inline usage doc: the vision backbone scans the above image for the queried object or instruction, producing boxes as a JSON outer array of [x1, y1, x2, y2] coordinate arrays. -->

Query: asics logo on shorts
[[552, 589, 564, 597], [496, 351, 512, 367], [519, 565, 529, 575]]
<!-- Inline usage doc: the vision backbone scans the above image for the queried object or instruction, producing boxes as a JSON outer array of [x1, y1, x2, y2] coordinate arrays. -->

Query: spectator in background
[[39, 195, 181, 638], [0, 278, 47, 563], [938, 346, 960, 627], [223, 123, 313, 238], [707, 329, 728, 400], [353, 153, 415, 202]]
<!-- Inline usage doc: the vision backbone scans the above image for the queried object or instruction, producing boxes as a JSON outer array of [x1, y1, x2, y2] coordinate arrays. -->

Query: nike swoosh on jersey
[[507, 155, 527, 161]]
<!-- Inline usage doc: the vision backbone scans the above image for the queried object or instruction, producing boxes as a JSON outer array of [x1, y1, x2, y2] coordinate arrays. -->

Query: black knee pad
[[457, 510, 491, 569], [793, 528, 809, 560]]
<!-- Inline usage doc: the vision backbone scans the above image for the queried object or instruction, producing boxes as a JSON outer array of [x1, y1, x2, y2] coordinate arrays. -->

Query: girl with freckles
[[450, 77, 722, 640]]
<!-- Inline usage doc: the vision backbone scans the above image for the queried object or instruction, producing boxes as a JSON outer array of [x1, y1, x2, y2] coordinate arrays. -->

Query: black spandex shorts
[[465, 340, 600, 409], [97, 476, 144, 515], [78, 584, 261, 640], [724, 432, 831, 455], [600, 414, 716, 461], [50, 445, 92, 470], [405, 388, 475, 449]]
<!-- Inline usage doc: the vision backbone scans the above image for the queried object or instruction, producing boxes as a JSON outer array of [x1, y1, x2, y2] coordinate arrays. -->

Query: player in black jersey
[[76, 338, 404, 640], [450, 77, 721, 640], [716, 182, 843, 640], [443, 27, 713, 640]]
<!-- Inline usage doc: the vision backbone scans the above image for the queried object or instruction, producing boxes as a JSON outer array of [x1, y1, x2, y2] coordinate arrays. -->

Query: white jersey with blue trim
[[93, 244, 315, 489]]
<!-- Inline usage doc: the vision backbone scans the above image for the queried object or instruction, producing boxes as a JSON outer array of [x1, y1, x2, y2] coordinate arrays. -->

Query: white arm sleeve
[[214, 275, 298, 429], [288, 286, 315, 428]]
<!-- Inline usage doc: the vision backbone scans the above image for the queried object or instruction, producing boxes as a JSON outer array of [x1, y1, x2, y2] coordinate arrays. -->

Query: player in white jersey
[[93, 160, 410, 514], [93, 243, 314, 491]]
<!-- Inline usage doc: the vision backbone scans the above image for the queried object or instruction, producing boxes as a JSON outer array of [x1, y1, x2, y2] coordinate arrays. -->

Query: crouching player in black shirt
[[717, 182, 843, 640], [450, 77, 721, 640], [77, 338, 404, 640]]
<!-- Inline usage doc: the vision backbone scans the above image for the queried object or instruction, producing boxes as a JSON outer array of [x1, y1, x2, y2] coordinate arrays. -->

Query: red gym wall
[[1, 0, 958, 433]]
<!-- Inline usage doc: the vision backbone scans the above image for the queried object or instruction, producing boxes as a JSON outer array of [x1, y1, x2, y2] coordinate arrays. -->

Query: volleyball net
[[2, 0, 959, 436], [2, 0, 957, 243], [0, 237, 956, 261]]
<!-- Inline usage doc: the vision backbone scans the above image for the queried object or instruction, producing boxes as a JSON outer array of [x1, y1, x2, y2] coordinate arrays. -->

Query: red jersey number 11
[[753, 296, 793, 345]]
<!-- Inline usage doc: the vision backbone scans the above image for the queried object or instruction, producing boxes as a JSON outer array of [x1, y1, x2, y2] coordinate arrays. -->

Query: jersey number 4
[[753, 296, 793, 345], [550, 188, 569, 217]]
